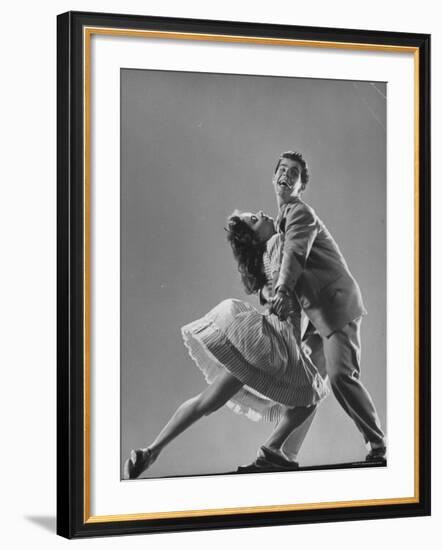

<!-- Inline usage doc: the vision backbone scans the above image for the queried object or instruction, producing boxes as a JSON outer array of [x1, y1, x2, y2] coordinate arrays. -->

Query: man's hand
[[269, 289, 293, 321]]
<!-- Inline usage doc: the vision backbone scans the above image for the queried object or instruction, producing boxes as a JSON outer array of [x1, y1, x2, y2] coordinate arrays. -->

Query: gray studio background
[[120, 68, 386, 479]]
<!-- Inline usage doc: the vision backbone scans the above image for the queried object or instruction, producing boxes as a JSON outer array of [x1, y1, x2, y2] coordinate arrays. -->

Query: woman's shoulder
[[265, 233, 282, 257]]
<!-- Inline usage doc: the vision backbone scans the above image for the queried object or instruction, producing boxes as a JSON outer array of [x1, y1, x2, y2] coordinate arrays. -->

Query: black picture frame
[[57, 10, 431, 539]]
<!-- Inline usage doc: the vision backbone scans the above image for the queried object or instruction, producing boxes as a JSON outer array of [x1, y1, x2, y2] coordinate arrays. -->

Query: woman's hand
[[269, 289, 294, 321], [260, 285, 272, 304]]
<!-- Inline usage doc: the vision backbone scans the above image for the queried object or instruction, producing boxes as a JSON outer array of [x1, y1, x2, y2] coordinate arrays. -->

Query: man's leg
[[323, 317, 385, 453]]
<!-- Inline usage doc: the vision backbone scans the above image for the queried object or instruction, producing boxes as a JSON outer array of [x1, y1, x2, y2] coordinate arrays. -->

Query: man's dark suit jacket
[[275, 196, 366, 338]]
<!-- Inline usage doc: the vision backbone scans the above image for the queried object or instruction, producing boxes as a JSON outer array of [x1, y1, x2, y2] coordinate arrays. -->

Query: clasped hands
[[268, 287, 294, 321]]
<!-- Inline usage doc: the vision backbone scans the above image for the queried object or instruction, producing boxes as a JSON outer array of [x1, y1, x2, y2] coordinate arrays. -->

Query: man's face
[[273, 157, 303, 202]]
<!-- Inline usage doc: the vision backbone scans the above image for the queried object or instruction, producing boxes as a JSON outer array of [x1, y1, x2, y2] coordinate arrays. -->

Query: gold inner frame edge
[[82, 26, 421, 524]]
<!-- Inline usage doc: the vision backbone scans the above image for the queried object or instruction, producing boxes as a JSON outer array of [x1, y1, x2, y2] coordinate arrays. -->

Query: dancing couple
[[124, 151, 386, 480]]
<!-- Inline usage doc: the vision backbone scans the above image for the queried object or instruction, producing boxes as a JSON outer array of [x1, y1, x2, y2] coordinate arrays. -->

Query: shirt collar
[[279, 195, 301, 211]]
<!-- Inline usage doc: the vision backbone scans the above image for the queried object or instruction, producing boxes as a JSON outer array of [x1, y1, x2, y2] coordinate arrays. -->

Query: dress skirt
[[181, 298, 329, 422]]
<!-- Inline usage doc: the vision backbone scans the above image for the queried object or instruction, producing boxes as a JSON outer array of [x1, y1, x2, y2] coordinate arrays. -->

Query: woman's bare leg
[[282, 407, 317, 461], [149, 370, 243, 457], [262, 405, 317, 458], [125, 370, 243, 478]]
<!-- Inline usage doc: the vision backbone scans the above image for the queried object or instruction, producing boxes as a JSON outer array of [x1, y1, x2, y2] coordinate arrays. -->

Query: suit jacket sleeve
[[276, 202, 318, 292]]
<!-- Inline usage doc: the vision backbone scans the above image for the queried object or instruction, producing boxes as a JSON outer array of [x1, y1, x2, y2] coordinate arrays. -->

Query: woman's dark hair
[[225, 210, 266, 294]]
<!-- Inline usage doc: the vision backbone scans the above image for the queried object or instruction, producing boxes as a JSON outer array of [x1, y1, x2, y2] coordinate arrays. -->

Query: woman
[[124, 210, 329, 479]]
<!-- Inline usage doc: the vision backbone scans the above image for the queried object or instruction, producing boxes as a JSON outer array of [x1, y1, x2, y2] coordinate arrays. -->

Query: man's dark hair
[[275, 151, 310, 191]]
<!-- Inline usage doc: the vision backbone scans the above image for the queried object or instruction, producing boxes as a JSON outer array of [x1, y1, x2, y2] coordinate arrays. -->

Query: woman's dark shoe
[[365, 446, 387, 463], [256, 446, 299, 469], [123, 448, 154, 479]]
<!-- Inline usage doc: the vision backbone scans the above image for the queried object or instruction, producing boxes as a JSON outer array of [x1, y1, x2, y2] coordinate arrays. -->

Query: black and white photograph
[[1, 0, 438, 545], [120, 69, 387, 480]]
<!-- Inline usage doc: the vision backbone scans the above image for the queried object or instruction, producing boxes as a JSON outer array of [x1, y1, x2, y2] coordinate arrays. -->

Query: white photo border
[[83, 27, 420, 522]]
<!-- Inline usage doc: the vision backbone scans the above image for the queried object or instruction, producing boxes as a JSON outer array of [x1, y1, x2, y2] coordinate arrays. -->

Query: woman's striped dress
[[181, 234, 329, 422]]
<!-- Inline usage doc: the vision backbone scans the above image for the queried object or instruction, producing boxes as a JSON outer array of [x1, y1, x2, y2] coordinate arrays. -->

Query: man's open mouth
[[278, 179, 291, 189]]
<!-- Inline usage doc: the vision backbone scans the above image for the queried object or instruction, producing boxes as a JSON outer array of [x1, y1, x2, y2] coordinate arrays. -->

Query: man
[[267, 150, 386, 465]]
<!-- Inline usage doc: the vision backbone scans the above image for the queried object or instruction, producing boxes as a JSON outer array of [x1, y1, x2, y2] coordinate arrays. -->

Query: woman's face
[[241, 211, 276, 243]]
